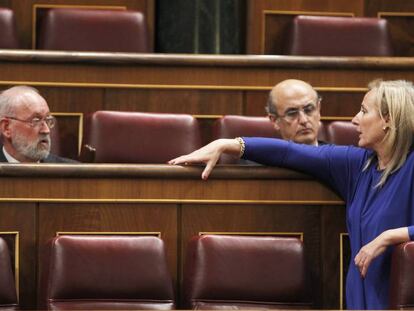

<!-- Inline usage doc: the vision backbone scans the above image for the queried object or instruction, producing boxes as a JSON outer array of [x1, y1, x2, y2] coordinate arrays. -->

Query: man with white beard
[[0, 86, 76, 163]]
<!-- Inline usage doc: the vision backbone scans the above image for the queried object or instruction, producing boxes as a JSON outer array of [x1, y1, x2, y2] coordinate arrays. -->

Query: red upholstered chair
[[212, 115, 279, 164], [324, 121, 359, 146], [285, 15, 393, 56], [183, 235, 312, 309], [0, 237, 18, 310], [0, 8, 19, 49], [41, 235, 175, 310], [37, 8, 149, 52], [389, 242, 414, 309], [81, 111, 202, 163]]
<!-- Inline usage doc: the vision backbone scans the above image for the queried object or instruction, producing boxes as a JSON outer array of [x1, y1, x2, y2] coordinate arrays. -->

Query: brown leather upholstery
[[42, 235, 175, 310], [324, 121, 359, 146], [0, 8, 19, 49], [285, 15, 393, 56], [212, 115, 327, 163], [389, 242, 414, 309], [82, 111, 202, 163], [212, 115, 280, 164], [183, 235, 312, 309], [0, 237, 18, 310], [37, 8, 149, 52]]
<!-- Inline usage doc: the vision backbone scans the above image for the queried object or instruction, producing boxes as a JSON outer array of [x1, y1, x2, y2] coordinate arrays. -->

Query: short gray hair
[[0, 86, 41, 117]]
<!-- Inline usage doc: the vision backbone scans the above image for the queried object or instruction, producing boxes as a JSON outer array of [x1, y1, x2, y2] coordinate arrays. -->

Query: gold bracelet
[[235, 137, 245, 158]]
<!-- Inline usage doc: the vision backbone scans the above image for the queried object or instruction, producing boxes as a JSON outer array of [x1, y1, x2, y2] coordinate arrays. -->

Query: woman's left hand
[[354, 232, 388, 278]]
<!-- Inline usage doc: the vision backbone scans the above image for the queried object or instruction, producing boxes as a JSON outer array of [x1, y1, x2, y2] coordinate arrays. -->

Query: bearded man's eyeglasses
[[5, 116, 56, 128]]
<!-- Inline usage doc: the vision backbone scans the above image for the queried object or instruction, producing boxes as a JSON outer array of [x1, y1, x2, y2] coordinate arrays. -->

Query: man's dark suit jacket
[[0, 147, 78, 163]]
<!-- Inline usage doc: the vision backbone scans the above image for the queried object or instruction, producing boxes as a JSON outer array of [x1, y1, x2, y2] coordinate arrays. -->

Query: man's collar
[[3, 146, 20, 163], [2, 146, 41, 163]]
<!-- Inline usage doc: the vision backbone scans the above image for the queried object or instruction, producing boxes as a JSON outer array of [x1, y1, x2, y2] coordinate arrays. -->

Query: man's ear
[[0, 118, 12, 138], [269, 115, 281, 130]]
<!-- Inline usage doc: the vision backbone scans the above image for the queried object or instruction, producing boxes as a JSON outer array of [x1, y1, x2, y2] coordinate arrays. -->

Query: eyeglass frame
[[4, 115, 56, 129], [269, 97, 322, 123]]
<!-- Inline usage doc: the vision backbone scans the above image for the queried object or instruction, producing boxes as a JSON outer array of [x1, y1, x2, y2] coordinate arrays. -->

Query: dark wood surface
[[1, 51, 414, 158], [247, 0, 414, 55], [0, 164, 347, 309]]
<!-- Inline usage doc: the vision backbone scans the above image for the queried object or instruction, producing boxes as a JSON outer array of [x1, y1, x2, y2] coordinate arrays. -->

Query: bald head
[[267, 79, 321, 145], [267, 79, 318, 115]]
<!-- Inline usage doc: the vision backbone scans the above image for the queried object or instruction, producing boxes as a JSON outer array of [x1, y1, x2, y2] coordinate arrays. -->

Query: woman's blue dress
[[242, 137, 414, 309]]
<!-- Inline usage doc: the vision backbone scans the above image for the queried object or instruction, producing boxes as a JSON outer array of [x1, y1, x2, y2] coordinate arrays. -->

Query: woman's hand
[[354, 233, 388, 278], [168, 138, 242, 180], [354, 227, 410, 278]]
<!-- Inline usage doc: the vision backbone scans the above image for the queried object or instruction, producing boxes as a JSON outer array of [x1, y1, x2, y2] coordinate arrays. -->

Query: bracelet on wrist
[[235, 137, 245, 158]]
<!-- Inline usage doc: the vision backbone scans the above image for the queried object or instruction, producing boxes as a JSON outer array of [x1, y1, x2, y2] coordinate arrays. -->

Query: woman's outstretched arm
[[169, 138, 242, 180]]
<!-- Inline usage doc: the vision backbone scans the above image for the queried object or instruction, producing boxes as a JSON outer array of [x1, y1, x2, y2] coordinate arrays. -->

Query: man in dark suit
[[0, 86, 76, 163]]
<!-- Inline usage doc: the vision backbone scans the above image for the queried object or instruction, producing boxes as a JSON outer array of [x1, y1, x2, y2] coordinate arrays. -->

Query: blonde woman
[[169, 80, 414, 309]]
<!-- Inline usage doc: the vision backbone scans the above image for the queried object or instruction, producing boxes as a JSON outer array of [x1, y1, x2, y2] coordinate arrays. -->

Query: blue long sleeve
[[241, 137, 414, 309]]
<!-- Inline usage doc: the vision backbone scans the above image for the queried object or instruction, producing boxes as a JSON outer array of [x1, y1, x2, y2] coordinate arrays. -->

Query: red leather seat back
[[37, 8, 149, 52], [84, 111, 202, 163], [0, 237, 18, 310], [389, 242, 414, 309], [0, 8, 19, 49], [183, 235, 312, 309], [212, 115, 279, 164], [43, 235, 175, 310], [324, 121, 359, 146], [285, 15, 393, 56]]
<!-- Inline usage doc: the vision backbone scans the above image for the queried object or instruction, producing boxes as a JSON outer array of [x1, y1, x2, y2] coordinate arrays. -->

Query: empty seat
[[324, 121, 359, 146], [41, 235, 175, 310], [81, 111, 202, 163], [389, 242, 414, 309], [285, 15, 393, 56], [183, 235, 312, 309], [37, 8, 149, 52], [0, 8, 19, 49], [212, 115, 279, 164], [0, 237, 18, 310]]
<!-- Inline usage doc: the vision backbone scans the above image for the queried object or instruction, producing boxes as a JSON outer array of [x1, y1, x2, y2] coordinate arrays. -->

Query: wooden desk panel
[[0, 164, 346, 309], [1, 51, 413, 158]]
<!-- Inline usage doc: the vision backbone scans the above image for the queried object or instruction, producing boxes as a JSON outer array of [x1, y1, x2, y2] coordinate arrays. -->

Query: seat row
[[1, 7, 393, 56], [76, 111, 359, 163], [2, 235, 414, 310], [2, 235, 310, 310]]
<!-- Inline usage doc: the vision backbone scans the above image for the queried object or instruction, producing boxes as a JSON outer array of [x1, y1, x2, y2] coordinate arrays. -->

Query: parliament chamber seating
[[389, 242, 414, 309], [324, 121, 359, 146], [0, 237, 18, 310], [81, 111, 202, 163], [284, 15, 394, 56], [37, 8, 149, 52], [41, 235, 175, 310], [182, 235, 312, 310], [0, 8, 19, 49]]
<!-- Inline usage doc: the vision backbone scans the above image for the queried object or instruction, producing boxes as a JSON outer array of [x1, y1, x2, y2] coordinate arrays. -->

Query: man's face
[[6, 95, 52, 162], [270, 89, 321, 145]]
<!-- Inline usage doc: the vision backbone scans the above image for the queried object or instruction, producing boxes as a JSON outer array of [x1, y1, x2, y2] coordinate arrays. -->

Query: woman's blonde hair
[[365, 79, 414, 187]]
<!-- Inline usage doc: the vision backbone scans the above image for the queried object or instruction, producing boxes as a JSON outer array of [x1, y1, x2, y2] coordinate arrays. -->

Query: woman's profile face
[[352, 89, 387, 151]]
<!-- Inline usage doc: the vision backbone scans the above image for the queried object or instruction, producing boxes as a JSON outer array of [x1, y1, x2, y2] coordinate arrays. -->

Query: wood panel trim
[[0, 198, 344, 205], [0, 80, 369, 92], [0, 231, 19, 302], [32, 4, 127, 49], [261, 10, 355, 54], [377, 11, 414, 18], [52, 112, 83, 155]]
